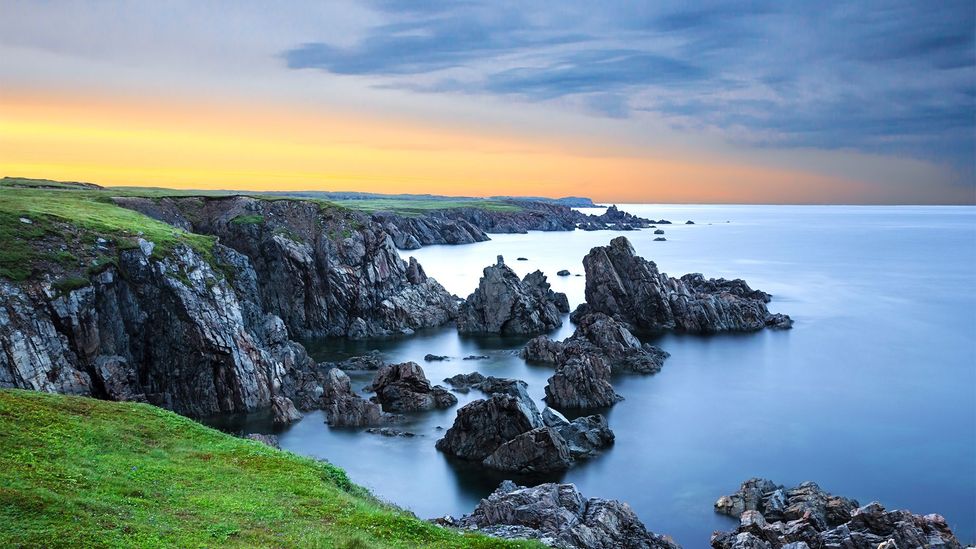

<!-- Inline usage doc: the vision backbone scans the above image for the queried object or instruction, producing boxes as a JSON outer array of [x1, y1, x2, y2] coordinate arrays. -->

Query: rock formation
[[711, 478, 962, 549], [523, 312, 669, 375], [544, 353, 622, 409], [367, 361, 457, 412], [321, 368, 398, 427], [439, 480, 680, 549], [457, 257, 568, 335], [574, 237, 792, 332], [542, 408, 615, 459]]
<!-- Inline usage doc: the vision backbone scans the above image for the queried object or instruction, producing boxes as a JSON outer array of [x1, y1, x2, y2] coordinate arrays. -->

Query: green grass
[[0, 390, 540, 549], [334, 199, 521, 216], [0, 187, 217, 281], [230, 214, 265, 225]]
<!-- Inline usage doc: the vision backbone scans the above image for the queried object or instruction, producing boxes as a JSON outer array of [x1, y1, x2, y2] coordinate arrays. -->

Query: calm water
[[259, 205, 975, 546]]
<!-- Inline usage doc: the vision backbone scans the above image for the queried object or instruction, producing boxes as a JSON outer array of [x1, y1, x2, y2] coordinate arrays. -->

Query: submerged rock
[[711, 478, 962, 549], [424, 354, 449, 361], [365, 427, 418, 437], [444, 480, 680, 549], [575, 237, 792, 333], [457, 257, 567, 335], [368, 361, 457, 412]]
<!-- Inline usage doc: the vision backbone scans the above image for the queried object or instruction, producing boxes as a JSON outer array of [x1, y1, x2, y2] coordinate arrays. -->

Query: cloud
[[281, 0, 975, 183]]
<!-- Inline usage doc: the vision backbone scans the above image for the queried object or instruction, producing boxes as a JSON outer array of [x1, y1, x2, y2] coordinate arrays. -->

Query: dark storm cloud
[[283, 1, 976, 179]]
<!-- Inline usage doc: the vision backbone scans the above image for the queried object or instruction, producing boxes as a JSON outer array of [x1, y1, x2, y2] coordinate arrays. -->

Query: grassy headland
[[0, 390, 538, 548]]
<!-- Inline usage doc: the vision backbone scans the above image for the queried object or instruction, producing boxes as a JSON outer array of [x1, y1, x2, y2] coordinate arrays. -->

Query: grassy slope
[[0, 390, 538, 549], [332, 198, 521, 216]]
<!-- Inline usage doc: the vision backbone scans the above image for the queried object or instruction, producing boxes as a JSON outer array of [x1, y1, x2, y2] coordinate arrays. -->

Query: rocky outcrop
[[367, 361, 457, 412], [544, 353, 622, 409], [574, 237, 792, 333], [321, 368, 398, 427], [542, 408, 614, 459], [524, 312, 669, 375], [481, 426, 573, 473], [457, 257, 567, 335], [711, 478, 962, 549], [114, 195, 458, 339], [435, 394, 544, 463], [441, 480, 680, 549], [372, 211, 489, 249], [586, 205, 658, 230], [271, 395, 303, 425]]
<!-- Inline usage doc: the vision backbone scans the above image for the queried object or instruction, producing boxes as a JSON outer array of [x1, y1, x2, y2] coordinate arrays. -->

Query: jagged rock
[[435, 394, 542, 462], [685, 220, 695, 225], [321, 368, 396, 427], [711, 479, 962, 549], [271, 395, 302, 425], [542, 408, 615, 459], [368, 361, 457, 412], [544, 354, 622, 409], [446, 481, 680, 549], [337, 351, 386, 371], [424, 354, 449, 361], [244, 433, 280, 449], [524, 313, 669, 375], [365, 427, 417, 437], [557, 270, 571, 276], [443, 372, 487, 393], [443, 373, 537, 410], [575, 237, 792, 333], [481, 426, 573, 473], [457, 258, 566, 335], [587, 205, 657, 230]]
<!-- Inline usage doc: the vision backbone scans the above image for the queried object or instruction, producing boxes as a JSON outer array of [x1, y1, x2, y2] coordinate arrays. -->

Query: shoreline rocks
[[457, 256, 568, 335], [711, 478, 963, 549], [574, 237, 793, 333], [367, 361, 457, 412], [321, 368, 398, 427], [439, 480, 680, 549]]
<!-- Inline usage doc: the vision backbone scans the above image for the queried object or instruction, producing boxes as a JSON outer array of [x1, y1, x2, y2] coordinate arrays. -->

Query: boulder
[[445, 481, 680, 549], [321, 368, 397, 427], [368, 362, 457, 412], [457, 257, 566, 335], [271, 395, 303, 425], [575, 237, 792, 333], [481, 426, 573, 473], [557, 269, 571, 276], [435, 394, 542, 462], [542, 408, 615, 459], [544, 354, 622, 409], [424, 353, 449, 361]]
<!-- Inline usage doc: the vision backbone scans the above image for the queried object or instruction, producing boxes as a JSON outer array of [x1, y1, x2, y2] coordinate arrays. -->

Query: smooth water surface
[[265, 205, 975, 545]]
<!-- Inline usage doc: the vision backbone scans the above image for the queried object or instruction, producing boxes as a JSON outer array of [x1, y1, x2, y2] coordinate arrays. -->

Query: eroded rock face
[[115, 196, 458, 339], [575, 237, 792, 333], [457, 257, 567, 335], [711, 479, 962, 549], [445, 481, 680, 549], [367, 361, 457, 412]]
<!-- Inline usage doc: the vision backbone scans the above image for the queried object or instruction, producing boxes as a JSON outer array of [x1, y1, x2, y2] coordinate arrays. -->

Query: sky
[[0, 1, 973, 203]]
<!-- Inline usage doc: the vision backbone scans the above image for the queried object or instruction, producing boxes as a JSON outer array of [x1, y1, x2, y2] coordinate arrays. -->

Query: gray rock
[[450, 481, 681, 549], [711, 479, 962, 549], [424, 354, 449, 361], [365, 427, 417, 437], [271, 395, 303, 425], [542, 408, 615, 459], [435, 394, 542, 462], [544, 354, 622, 409], [457, 259, 565, 335], [368, 361, 457, 412], [574, 237, 792, 333], [321, 368, 397, 427], [557, 269, 571, 276], [481, 426, 573, 473]]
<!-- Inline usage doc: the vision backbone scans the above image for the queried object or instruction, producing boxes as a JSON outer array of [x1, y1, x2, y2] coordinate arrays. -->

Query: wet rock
[[544, 354, 622, 409], [321, 368, 396, 427], [542, 408, 615, 459], [443, 372, 487, 393], [685, 220, 695, 225], [481, 426, 573, 473], [654, 237, 666, 242], [711, 479, 962, 549], [457, 258, 566, 335], [576, 237, 792, 333], [368, 361, 457, 412], [424, 354, 449, 361], [435, 394, 542, 462], [557, 270, 571, 276], [520, 313, 670, 374], [336, 351, 386, 371], [271, 395, 303, 425], [654, 229, 665, 235], [517, 257, 529, 261], [463, 354, 490, 360], [366, 427, 418, 437], [446, 481, 680, 549], [244, 433, 280, 449]]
